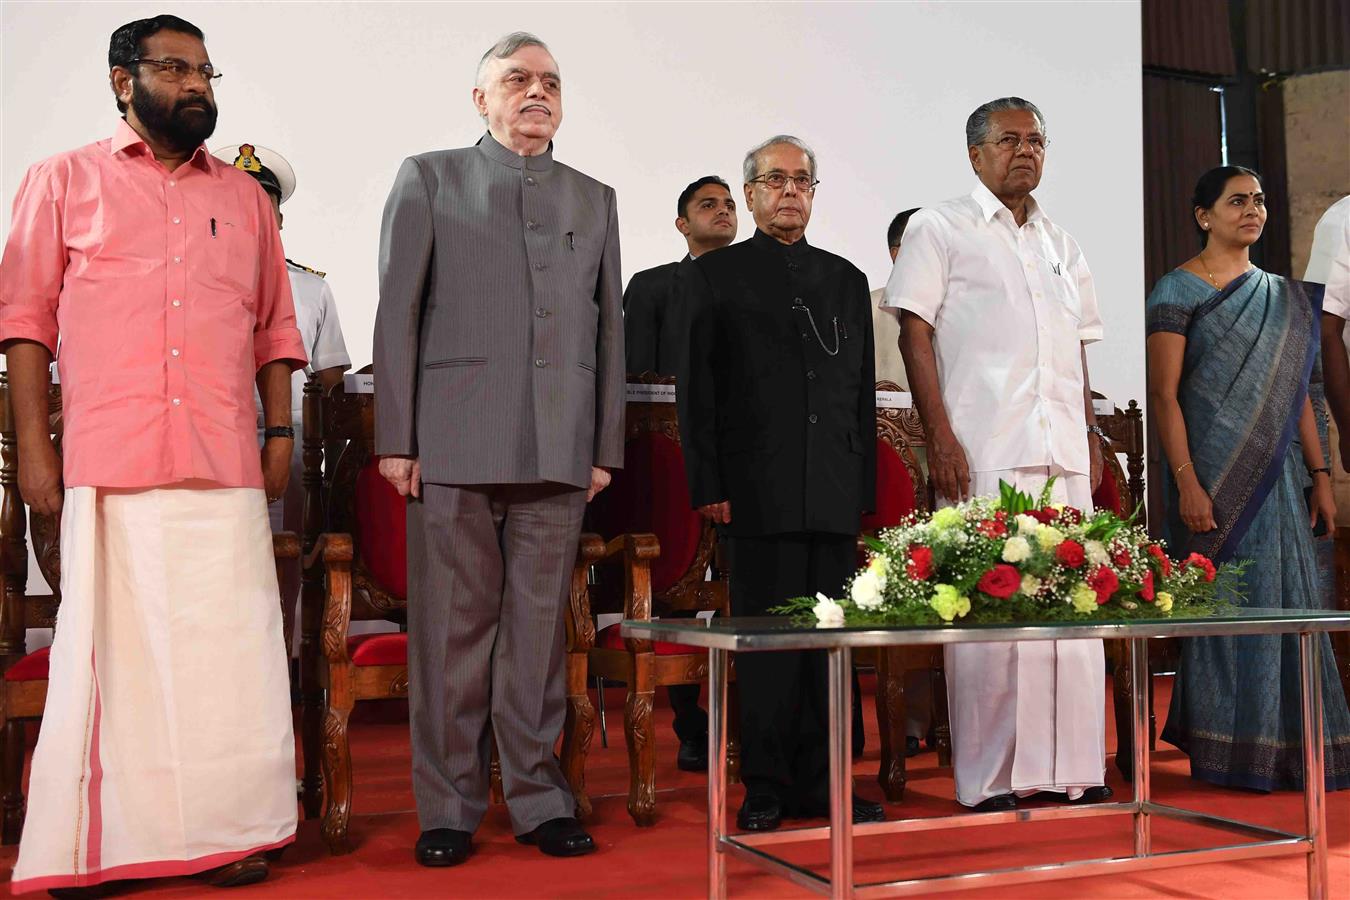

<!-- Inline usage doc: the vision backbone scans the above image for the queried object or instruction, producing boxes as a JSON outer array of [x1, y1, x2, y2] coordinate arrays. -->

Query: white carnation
[[1085, 540, 1110, 567], [1020, 574, 1042, 596], [850, 572, 884, 610], [1002, 536, 1032, 563], [1016, 514, 1040, 534], [813, 592, 846, 627]]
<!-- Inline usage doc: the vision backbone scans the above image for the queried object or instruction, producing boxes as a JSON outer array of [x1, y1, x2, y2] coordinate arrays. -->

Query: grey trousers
[[407, 482, 588, 834]]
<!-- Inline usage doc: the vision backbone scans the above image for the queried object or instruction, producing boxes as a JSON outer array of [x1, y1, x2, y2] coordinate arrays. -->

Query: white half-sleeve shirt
[[883, 182, 1102, 476], [1305, 195, 1350, 351]]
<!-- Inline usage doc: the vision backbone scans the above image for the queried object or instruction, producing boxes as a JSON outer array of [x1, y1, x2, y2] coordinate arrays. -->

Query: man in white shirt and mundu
[[884, 97, 1111, 811]]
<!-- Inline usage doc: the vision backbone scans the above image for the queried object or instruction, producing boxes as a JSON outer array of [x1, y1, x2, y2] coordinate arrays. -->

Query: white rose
[[1016, 514, 1040, 534], [813, 592, 846, 627], [850, 572, 884, 609], [1002, 536, 1032, 563], [1085, 540, 1110, 567], [1020, 574, 1042, 596]]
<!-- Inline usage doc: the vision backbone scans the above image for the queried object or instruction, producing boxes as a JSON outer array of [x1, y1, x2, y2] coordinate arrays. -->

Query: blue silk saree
[[1147, 267, 1350, 791]]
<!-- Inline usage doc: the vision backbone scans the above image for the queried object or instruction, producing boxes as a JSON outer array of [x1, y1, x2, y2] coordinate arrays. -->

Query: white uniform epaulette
[[285, 258, 325, 279]]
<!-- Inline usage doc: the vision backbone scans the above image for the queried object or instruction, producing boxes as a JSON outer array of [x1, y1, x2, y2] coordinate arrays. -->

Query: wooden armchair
[[858, 381, 950, 802], [565, 372, 736, 826], [1089, 396, 1162, 780], [0, 373, 299, 844], [303, 371, 605, 851]]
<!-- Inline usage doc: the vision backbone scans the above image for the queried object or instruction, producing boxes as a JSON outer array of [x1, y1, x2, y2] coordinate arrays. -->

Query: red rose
[[977, 564, 1021, 599], [977, 519, 1008, 538], [1186, 552, 1217, 582], [1026, 508, 1057, 524], [1112, 549, 1133, 567], [1138, 569, 1155, 602], [907, 546, 934, 581], [1087, 565, 1120, 604], [1055, 539, 1086, 568], [1147, 544, 1172, 578]]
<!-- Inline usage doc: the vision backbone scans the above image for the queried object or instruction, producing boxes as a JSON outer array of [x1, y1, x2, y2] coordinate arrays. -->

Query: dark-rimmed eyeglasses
[[131, 58, 222, 84], [749, 173, 820, 193]]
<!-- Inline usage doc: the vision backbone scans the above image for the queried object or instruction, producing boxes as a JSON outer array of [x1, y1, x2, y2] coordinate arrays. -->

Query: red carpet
[[2, 675, 1346, 898]]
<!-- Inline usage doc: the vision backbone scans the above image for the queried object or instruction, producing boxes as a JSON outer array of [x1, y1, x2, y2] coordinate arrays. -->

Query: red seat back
[[588, 431, 702, 596], [861, 437, 917, 532], [354, 456, 408, 600]]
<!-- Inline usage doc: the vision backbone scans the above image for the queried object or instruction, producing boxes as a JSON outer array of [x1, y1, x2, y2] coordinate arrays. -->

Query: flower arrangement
[[780, 480, 1241, 628]]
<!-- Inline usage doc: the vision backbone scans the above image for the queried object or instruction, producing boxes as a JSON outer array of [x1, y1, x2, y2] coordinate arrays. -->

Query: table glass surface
[[621, 607, 1350, 650]]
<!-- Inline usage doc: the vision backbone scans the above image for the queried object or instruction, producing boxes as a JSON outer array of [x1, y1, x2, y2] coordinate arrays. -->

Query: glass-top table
[[622, 609, 1350, 899]]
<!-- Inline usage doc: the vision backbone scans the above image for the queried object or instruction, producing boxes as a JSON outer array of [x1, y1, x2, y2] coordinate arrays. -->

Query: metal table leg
[[828, 647, 855, 899], [709, 647, 728, 899], [1130, 637, 1151, 856], [1299, 632, 1327, 900]]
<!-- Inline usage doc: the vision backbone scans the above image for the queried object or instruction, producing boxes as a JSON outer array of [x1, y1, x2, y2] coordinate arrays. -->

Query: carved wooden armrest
[[272, 531, 300, 560], [566, 533, 606, 653], [595, 533, 659, 654], [309, 533, 354, 668]]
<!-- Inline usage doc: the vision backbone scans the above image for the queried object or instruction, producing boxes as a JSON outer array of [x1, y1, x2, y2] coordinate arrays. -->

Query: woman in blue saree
[[1147, 166, 1350, 791]]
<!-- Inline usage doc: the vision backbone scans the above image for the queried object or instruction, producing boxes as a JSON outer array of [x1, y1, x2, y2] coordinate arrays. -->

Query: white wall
[[2, 0, 1145, 408]]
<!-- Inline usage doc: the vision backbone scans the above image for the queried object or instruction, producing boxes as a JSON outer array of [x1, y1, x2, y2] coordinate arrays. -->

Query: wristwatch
[[1087, 424, 1109, 443], [263, 425, 296, 441]]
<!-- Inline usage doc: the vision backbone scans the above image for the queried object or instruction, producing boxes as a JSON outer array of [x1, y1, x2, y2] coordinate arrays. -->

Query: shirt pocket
[[562, 228, 603, 298], [203, 218, 260, 301]]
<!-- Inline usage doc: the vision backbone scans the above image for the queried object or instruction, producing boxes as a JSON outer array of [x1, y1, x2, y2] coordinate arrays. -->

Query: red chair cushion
[[588, 432, 702, 595], [861, 438, 917, 533], [347, 632, 408, 667], [596, 622, 702, 656], [1093, 467, 1125, 517], [355, 456, 408, 601], [4, 646, 50, 682]]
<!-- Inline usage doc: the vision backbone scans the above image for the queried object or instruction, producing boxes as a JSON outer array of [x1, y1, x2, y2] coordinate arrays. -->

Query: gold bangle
[[1175, 461, 1194, 478]]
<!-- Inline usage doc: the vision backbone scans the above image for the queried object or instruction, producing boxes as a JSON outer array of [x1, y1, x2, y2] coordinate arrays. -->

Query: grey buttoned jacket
[[373, 132, 625, 489]]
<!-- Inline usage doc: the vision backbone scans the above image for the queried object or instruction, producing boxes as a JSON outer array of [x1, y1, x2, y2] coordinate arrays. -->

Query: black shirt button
[[808, 414, 818, 424]]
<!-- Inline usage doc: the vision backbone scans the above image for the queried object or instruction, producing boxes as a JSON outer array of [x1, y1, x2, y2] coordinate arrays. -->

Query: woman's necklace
[[1197, 249, 1252, 289]]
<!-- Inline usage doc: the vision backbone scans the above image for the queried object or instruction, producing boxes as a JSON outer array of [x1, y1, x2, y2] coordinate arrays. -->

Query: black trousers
[[728, 532, 862, 807], [667, 610, 709, 742]]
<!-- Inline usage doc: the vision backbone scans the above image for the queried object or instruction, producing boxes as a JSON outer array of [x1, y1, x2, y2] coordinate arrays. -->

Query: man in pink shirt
[[0, 15, 305, 894]]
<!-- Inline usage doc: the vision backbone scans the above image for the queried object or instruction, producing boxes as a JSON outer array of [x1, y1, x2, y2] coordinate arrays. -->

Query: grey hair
[[742, 134, 817, 184], [475, 31, 553, 88], [965, 97, 1047, 147]]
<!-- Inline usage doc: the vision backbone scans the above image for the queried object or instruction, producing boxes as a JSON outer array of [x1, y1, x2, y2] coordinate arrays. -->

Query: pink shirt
[[0, 120, 306, 489]]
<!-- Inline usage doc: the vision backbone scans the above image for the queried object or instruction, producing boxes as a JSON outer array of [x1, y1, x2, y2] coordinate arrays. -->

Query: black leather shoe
[[736, 794, 783, 831], [1031, 785, 1114, 804], [793, 795, 886, 823], [971, 793, 1017, 812], [415, 829, 473, 867], [677, 737, 708, 772], [515, 817, 596, 857], [195, 855, 268, 888]]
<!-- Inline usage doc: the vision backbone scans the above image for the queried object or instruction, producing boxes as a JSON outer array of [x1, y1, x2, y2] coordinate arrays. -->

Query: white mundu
[[885, 182, 1106, 806]]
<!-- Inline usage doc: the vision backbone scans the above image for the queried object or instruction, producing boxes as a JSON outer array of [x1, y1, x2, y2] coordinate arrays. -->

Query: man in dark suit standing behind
[[374, 32, 624, 866], [677, 135, 882, 832], [621, 175, 736, 772], [624, 175, 737, 376]]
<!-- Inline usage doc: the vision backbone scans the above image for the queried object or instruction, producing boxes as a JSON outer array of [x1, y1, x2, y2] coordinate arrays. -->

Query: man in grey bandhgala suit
[[373, 32, 623, 865]]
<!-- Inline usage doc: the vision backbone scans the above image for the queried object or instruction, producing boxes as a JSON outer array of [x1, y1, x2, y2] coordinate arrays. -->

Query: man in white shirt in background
[[1305, 195, 1350, 473], [871, 209, 918, 390], [884, 97, 1111, 811], [215, 141, 353, 642]]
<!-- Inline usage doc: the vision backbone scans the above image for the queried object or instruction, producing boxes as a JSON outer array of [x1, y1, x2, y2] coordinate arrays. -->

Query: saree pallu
[[1147, 268, 1350, 791], [11, 484, 297, 893]]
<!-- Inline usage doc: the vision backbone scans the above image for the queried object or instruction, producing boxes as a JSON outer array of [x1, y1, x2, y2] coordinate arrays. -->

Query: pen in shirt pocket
[[566, 231, 575, 251], [210, 217, 217, 238]]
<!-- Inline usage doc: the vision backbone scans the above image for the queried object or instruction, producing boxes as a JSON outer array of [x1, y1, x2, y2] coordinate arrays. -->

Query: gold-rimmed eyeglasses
[[981, 134, 1049, 155], [749, 172, 819, 193], [132, 58, 222, 84]]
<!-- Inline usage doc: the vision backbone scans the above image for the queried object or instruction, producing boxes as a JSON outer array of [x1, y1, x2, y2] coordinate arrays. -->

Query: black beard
[[129, 82, 217, 152]]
